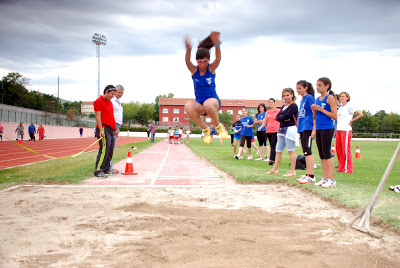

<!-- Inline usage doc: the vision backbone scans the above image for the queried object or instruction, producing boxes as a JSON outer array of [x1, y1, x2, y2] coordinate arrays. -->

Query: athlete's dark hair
[[317, 77, 334, 96], [269, 98, 275, 102], [256, 103, 267, 116], [297, 80, 315, 97], [282, 88, 296, 101], [196, 33, 216, 60], [103, 85, 115, 94]]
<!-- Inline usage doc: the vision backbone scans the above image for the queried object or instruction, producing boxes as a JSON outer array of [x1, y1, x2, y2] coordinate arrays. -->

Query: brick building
[[158, 98, 284, 126], [81, 101, 94, 115]]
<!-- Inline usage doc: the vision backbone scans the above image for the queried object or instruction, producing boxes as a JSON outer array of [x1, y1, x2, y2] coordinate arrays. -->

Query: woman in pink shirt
[[258, 98, 280, 165]]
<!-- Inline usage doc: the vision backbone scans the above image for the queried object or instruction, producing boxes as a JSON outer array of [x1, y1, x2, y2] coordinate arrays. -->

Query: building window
[[205, 118, 212, 123], [173, 108, 179, 114], [227, 110, 233, 115], [238, 110, 243, 115], [162, 108, 168, 113], [162, 117, 169, 122], [173, 117, 179, 122]]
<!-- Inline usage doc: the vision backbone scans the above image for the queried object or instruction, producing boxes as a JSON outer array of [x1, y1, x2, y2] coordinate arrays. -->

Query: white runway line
[[151, 143, 170, 185], [288, 190, 305, 199]]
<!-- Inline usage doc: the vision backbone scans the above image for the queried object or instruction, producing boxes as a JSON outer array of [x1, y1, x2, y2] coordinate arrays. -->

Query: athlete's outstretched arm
[[209, 31, 221, 73], [184, 35, 196, 75]]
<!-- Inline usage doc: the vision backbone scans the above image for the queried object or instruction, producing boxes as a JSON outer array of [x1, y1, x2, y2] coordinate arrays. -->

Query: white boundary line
[[151, 143, 172, 185]]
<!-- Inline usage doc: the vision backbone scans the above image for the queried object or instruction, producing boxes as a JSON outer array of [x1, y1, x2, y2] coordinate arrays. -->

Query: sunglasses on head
[[107, 88, 116, 92]]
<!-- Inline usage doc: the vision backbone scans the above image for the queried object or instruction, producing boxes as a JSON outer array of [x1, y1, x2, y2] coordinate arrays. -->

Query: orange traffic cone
[[355, 146, 361, 159], [18, 136, 21, 143], [122, 151, 138, 175], [331, 143, 336, 155]]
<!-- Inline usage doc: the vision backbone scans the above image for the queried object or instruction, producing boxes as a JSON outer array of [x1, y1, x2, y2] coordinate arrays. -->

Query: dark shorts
[[198, 98, 221, 116], [316, 128, 335, 160], [240, 135, 252, 148], [257, 131, 267, 146], [300, 130, 313, 156]]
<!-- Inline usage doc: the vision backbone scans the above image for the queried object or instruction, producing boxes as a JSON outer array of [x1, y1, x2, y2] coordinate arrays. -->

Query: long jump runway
[[85, 140, 231, 186]]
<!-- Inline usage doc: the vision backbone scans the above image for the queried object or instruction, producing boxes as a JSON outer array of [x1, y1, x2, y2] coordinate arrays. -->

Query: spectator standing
[[265, 88, 298, 177], [28, 123, 36, 141], [0, 123, 4, 141], [38, 124, 45, 140], [254, 103, 269, 161], [15, 122, 24, 141], [259, 98, 280, 165], [110, 84, 125, 173], [150, 121, 157, 143], [232, 114, 242, 158], [336, 92, 364, 173], [79, 127, 83, 137], [93, 85, 117, 178], [235, 108, 254, 160]]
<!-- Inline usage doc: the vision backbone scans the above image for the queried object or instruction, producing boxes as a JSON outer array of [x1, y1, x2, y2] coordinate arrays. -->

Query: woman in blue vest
[[184, 31, 228, 144], [254, 103, 269, 161], [311, 77, 337, 188]]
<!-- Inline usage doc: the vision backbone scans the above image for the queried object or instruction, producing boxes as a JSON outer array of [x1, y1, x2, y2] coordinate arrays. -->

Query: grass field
[[187, 138, 400, 231]]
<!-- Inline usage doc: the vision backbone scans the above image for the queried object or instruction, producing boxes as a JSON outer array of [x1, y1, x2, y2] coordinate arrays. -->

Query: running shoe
[[203, 128, 212, 144], [94, 171, 108, 178], [299, 175, 316, 184], [215, 124, 228, 140], [315, 178, 328, 186], [263, 157, 270, 162], [394, 186, 400, 193], [247, 155, 253, 160], [255, 157, 263, 161], [235, 155, 243, 159], [297, 175, 306, 182], [321, 179, 336, 188]]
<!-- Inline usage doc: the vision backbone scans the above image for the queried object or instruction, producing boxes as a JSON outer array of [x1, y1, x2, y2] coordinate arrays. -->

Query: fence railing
[[0, 104, 96, 128]]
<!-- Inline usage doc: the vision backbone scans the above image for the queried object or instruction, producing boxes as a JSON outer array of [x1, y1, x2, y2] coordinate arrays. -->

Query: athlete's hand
[[210, 31, 220, 43], [311, 129, 316, 139], [99, 129, 105, 138], [184, 35, 192, 50], [311, 104, 321, 112]]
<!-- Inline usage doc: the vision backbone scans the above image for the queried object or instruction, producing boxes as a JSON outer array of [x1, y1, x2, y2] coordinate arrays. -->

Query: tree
[[218, 111, 234, 126], [154, 93, 174, 121], [134, 106, 150, 126]]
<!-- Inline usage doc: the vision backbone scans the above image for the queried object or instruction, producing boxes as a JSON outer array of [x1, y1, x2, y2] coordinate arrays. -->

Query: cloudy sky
[[1, 0, 399, 113]]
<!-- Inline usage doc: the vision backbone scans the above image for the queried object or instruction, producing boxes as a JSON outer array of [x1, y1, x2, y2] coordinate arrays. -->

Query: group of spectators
[[232, 77, 365, 189], [4, 122, 46, 142]]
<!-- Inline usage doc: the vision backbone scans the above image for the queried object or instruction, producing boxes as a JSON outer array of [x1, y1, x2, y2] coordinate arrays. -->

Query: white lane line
[[151, 144, 171, 185]]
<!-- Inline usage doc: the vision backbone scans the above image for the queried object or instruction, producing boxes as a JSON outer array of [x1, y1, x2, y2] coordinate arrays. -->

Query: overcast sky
[[1, 0, 399, 113]]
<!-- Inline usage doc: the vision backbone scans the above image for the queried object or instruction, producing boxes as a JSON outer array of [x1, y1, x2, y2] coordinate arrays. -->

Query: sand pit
[[1, 184, 400, 267]]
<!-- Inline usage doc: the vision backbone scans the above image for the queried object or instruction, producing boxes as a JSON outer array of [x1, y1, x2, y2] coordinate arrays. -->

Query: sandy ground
[[1, 184, 400, 268]]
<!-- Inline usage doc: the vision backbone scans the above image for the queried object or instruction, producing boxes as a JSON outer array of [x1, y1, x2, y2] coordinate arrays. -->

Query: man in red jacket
[[93, 85, 117, 178]]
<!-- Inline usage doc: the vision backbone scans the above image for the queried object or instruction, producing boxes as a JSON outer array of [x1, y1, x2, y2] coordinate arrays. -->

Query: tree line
[[2, 72, 399, 132]]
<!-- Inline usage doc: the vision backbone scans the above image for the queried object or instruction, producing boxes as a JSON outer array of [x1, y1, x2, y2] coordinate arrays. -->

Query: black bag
[[295, 155, 306, 170]]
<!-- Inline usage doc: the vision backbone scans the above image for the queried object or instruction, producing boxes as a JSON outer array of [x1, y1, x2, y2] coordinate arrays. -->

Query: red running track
[[0, 137, 147, 169]]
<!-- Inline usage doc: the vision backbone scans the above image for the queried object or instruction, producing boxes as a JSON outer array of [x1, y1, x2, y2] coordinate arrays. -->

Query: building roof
[[159, 98, 284, 108], [81, 101, 94, 105]]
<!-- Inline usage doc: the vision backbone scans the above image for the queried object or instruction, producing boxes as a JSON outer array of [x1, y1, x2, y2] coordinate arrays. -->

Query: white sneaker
[[321, 179, 336, 188], [264, 157, 270, 162], [247, 155, 253, 160], [255, 157, 263, 161], [299, 175, 316, 184], [256, 151, 260, 155], [235, 155, 240, 159], [315, 178, 328, 186], [297, 175, 306, 182]]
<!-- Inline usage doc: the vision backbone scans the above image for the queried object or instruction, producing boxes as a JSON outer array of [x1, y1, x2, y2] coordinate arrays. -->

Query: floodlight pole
[[92, 33, 107, 98]]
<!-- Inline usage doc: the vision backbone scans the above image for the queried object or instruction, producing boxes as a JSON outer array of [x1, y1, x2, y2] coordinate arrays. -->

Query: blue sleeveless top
[[192, 65, 218, 103], [255, 112, 266, 132], [315, 95, 334, 130]]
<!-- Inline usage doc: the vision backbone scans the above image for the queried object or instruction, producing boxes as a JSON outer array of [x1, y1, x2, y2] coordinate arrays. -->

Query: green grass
[[187, 139, 400, 231], [0, 139, 159, 188]]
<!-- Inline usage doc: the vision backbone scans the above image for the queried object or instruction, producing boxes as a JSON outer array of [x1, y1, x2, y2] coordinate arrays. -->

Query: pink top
[[266, 108, 280, 133]]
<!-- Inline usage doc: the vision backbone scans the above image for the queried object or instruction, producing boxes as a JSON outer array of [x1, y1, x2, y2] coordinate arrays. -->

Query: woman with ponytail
[[311, 77, 337, 188], [184, 31, 228, 144], [296, 80, 316, 184]]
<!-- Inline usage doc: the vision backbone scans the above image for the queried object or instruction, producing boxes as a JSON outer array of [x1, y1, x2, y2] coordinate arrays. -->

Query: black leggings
[[266, 132, 277, 161], [240, 135, 252, 148]]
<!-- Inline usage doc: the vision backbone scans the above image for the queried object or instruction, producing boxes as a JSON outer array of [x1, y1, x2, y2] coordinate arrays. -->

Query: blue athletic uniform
[[298, 94, 315, 133], [240, 116, 254, 136], [316, 95, 334, 130], [192, 65, 219, 104], [232, 121, 242, 140], [255, 112, 266, 131]]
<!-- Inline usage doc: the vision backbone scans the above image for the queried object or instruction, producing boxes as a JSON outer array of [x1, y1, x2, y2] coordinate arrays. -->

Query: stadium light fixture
[[92, 33, 107, 97]]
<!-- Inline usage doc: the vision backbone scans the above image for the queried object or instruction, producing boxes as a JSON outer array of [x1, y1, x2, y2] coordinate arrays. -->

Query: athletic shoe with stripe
[[321, 179, 336, 188], [203, 128, 212, 144], [315, 178, 328, 186], [299, 175, 316, 184], [255, 157, 263, 161], [297, 175, 306, 182], [247, 155, 253, 160]]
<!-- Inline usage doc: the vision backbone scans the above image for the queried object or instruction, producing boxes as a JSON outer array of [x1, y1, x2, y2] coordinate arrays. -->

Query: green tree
[[153, 93, 174, 121], [383, 113, 400, 133], [218, 111, 234, 126], [123, 101, 142, 125], [134, 106, 150, 126]]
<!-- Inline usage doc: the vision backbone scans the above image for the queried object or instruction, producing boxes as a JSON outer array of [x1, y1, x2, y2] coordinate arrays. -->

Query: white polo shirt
[[337, 103, 356, 131], [111, 96, 123, 125]]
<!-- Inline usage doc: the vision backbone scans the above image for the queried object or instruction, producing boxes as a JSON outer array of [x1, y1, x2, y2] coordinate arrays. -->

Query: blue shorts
[[276, 135, 296, 152], [197, 98, 221, 116]]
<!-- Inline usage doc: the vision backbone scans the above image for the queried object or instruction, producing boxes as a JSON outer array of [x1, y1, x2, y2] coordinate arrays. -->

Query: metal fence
[[0, 104, 96, 127]]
